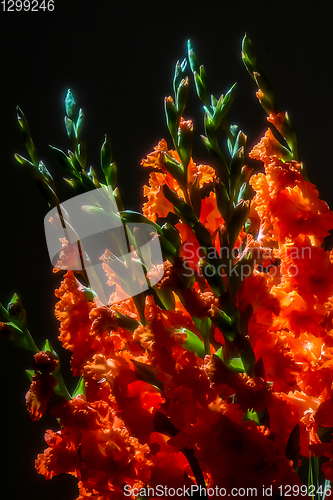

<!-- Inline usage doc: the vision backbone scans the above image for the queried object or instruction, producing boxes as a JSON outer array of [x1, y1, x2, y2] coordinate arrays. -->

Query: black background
[[1, 1, 333, 498]]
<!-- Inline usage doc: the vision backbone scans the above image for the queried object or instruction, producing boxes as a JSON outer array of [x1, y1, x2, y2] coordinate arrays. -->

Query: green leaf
[[229, 357, 245, 372], [178, 328, 205, 358], [25, 370, 34, 382], [101, 135, 117, 188], [72, 376, 86, 398]]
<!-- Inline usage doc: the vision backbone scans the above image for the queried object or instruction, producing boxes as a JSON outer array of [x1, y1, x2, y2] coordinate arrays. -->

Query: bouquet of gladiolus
[[2, 36, 333, 500]]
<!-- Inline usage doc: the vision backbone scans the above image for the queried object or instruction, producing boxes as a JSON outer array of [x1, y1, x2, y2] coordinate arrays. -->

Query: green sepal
[[176, 77, 189, 117], [132, 360, 163, 390], [163, 153, 184, 183], [25, 370, 34, 382], [200, 316, 212, 355], [215, 180, 230, 220], [7, 293, 26, 324], [229, 357, 246, 372], [77, 141, 87, 169], [199, 65, 207, 89], [189, 176, 201, 218], [161, 223, 181, 249], [41, 339, 58, 362], [241, 34, 256, 78], [154, 286, 175, 311], [227, 124, 239, 156], [210, 306, 235, 341], [38, 160, 56, 191], [14, 153, 36, 177], [286, 424, 300, 470], [79, 170, 96, 191], [199, 261, 222, 297], [65, 89, 78, 121], [72, 376, 86, 398], [2, 321, 36, 351], [119, 210, 163, 234], [80, 286, 98, 302], [214, 346, 224, 360], [165, 97, 178, 144], [16, 106, 38, 166], [194, 72, 208, 103], [244, 409, 260, 425], [76, 108, 84, 137], [231, 130, 247, 158], [173, 58, 187, 96], [229, 146, 245, 200], [50, 146, 75, 175], [63, 177, 86, 193], [112, 187, 124, 211], [114, 310, 139, 332], [177, 118, 193, 171], [256, 91, 274, 115], [279, 111, 298, 158], [228, 251, 255, 298], [68, 150, 82, 174], [88, 166, 101, 188], [64, 116, 76, 142], [201, 135, 229, 182], [158, 234, 177, 261], [162, 186, 198, 226], [228, 199, 250, 250], [192, 221, 212, 248], [16, 105, 31, 138], [187, 40, 200, 74], [204, 113, 219, 151], [239, 337, 256, 377], [101, 135, 117, 189], [177, 328, 205, 358], [253, 71, 274, 109], [213, 83, 237, 129]]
